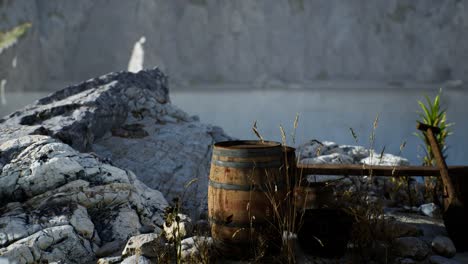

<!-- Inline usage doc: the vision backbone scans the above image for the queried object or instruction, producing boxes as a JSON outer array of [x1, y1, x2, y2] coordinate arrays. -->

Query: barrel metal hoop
[[212, 159, 282, 168], [209, 179, 284, 191], [213, 148, 283, 158]]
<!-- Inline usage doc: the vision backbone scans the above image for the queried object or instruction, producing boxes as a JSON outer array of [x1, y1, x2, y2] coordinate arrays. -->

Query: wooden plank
[[296, 164, 468, 177]]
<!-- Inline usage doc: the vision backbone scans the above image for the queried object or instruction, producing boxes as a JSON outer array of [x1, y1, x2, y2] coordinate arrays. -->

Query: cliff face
[[1, 0, 468, 91]]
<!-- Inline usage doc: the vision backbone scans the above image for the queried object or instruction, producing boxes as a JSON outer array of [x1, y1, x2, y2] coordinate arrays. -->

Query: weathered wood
[[421, 124, 459, 205], [416, 122, 441, 134], [417, 122, 467, 250], [208, 140, 285, 258], [296, 164, 468, 177]]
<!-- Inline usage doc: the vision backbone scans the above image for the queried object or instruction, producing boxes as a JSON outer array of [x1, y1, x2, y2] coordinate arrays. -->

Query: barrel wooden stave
[[208, 140, 285, 258]]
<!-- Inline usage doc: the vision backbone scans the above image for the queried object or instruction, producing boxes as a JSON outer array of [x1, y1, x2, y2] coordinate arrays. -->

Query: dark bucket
[[297, 208, 353, 257]]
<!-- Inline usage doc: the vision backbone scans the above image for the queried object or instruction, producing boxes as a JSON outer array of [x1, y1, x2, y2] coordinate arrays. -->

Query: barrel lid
[[213, 140, 283, 157], [214, 140, 281, 149]]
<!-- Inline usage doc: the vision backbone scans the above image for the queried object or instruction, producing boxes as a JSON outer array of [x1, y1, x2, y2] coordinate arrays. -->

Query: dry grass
[[151, 113, 433, 263]]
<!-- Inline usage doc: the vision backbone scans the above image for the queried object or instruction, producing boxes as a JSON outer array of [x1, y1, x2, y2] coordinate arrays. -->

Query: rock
[[0, 135, 168, 263], [420, 203, 441, 218], [179, 236, 213, 262], [0, 68, 231, 216], [111, 209, 143, 242], [94, 119, 229, 215], [97, 256, 122, 264], [301, 153, 353, 165], [297, 140, 411, 199], [339, 145, 371, 162], [70, 205, 95, 239], [429, 255, 461, 264], [385, 218, 423, 238], [139, 225, 155, 234], [361, 153, 410, 166], [0, 257, 15, 264], [393, 237, 430, 260], [163, 214, 192, 241], [432, 236, 456, 258], [297, 140, 340, 159], [95, 240, 126, 258], [297, 141, 410, 168], [0, 70, 168, 151], [0, 244, 34, 264], [453, 253, 468, 263], [121, 233, 160, 258], [384, 208, 448, 240], [396, 258, 417, 264], [0, 225, 93, 263], [120, 255, 151, 264]]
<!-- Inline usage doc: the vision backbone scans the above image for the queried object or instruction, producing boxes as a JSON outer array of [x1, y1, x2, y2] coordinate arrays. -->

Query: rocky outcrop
[[432, 236, 457, 258], [0, 68, 231, 263], [0, 135, 167, 263], [297, 140, 410, 166], [393, 237, 430, 260], [0, 68, 230, 215], [297, 139, 422, 206], [0, 68, 169, 150]]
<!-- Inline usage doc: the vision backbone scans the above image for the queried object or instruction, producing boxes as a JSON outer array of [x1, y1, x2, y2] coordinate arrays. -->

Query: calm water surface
[[2, 88, 467, 165]]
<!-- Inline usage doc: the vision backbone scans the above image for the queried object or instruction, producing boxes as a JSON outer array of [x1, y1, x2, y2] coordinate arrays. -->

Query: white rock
[[94, 119, 229, 216], [0, 257, 16, 264], [97, 256, 122, 264], [420, 203, 441, 218], [297, 140, 340, 159], [70, 205, 95, 239], [179, 236, 213, 261], [432, 236, 457, 258], [0, 225, 93, 264], [164, 214, 192, 241], [0, 244, 33, 264], [361, 153, 410, 166], [1, 69, 229, 218], [0, 136, 168, 263], [121, 255, 151, 264], [121, 233, 160, 258], [300, 153, 353, 165], [340, 145, 370, 161], [95, 240, 126, 258], [111, 209, 142, 242]]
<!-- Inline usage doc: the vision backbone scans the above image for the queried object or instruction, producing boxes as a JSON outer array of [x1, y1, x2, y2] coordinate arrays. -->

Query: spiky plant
[[414, 89, 453, 204]]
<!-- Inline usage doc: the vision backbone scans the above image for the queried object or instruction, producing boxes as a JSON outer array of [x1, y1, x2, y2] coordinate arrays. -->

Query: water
[[0, 91, 50, 117], [171, 88, 468, 165], [2, 88, 467, 165]]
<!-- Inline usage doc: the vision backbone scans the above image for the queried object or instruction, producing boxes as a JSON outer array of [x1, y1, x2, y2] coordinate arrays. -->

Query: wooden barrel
[[208, 140, 286, 258]]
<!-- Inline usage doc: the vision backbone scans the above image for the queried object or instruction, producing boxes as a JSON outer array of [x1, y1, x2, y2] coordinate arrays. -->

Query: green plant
[[414, 89, 453, 204]]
